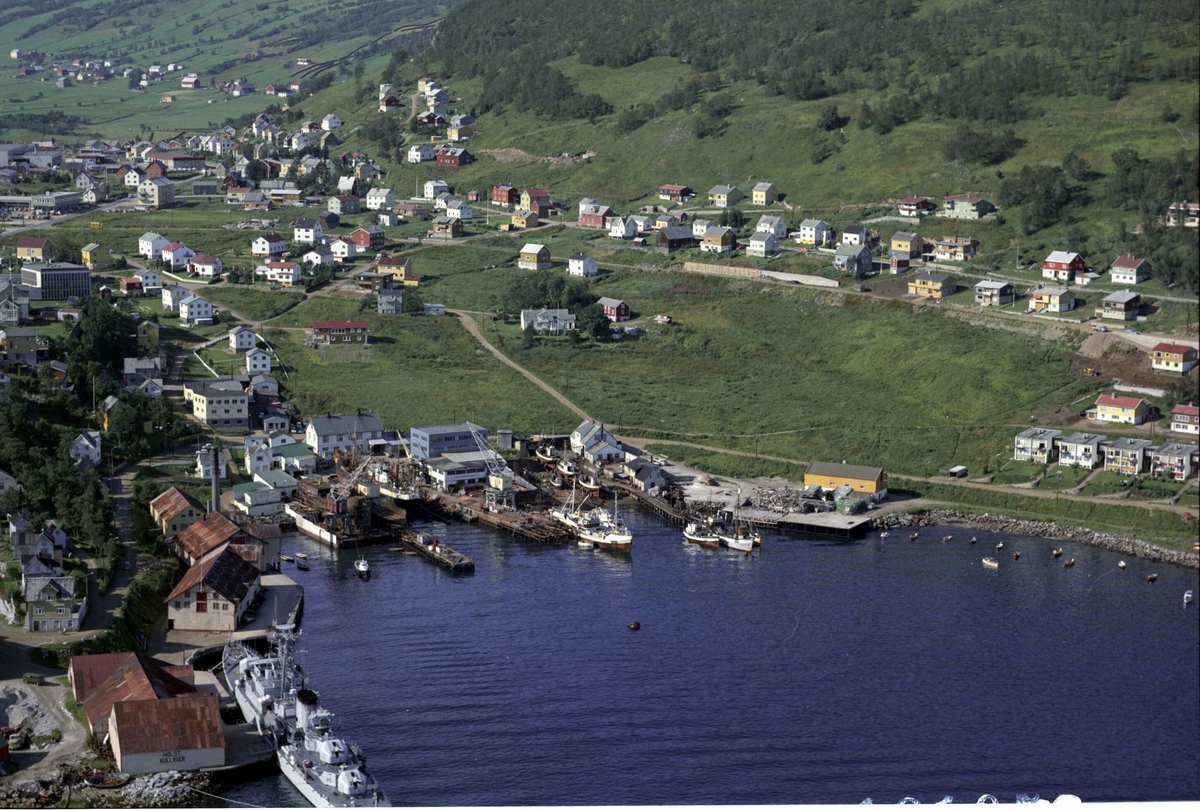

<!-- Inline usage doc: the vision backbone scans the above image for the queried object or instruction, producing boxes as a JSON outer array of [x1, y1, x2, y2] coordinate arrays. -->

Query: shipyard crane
[[330, 457, 373, 502], [469, 422, 516, 511]]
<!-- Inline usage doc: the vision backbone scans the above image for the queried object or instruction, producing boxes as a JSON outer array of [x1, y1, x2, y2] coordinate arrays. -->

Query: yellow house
[[890, 231, 924, 259], [137, 320, 160, 352], [16, 236, 51, 260], [1093, 394, 1152, 425], [751, 181, 778, 205], [907, 271, 956, 299], [1150, 342, 1199, 373], [511, 209, 539, 229], [80, 242, 102, 270], [149, 486, 206, 537], [518, 243, 551, 270], [447, 125, 473, 142], [805, 461, 887, 495], [521, 187, 550, 210]]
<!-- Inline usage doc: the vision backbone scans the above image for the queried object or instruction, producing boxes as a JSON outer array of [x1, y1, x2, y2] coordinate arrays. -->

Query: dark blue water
[[223, 511, 1200, 806]]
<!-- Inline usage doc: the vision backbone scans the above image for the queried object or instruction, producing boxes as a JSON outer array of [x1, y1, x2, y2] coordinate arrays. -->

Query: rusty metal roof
[[174, 512, 244, 561], [79, 653, 197, 730], [111, 692, 223, 756], [149, 486, 204, 523]]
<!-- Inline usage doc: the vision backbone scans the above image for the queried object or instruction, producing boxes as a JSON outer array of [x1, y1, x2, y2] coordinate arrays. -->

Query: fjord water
[[224, 511, 1200, 807]]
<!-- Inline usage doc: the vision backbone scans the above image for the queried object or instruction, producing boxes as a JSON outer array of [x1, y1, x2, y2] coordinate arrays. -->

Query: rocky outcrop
[[872, 509, 1199, 569]]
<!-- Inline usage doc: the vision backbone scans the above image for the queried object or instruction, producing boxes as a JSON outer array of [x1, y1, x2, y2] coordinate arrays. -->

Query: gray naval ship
[[224, 625, 388, 807]]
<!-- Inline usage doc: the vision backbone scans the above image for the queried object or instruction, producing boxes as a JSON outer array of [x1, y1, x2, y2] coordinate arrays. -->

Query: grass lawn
[[1078, 470, 1135, 497], [204, 286, 307, 322], [1039, 465, 1093, 491], [992, 460, 1045, 485], [1130, 476, 1188, 501]]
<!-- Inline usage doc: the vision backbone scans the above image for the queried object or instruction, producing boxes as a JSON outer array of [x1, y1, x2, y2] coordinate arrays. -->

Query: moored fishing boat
[[354, 556, 370, 578], [683, 517, 721, 549], [579, 474, 602, 493], [982, 557, 999, 570]]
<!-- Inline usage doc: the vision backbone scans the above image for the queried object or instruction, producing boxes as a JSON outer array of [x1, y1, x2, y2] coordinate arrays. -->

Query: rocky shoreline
[[871, 509, 1200, 569]]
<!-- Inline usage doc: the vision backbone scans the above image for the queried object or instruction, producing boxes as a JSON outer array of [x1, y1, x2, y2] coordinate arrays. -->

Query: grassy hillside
[[0, 0, 455, 140]]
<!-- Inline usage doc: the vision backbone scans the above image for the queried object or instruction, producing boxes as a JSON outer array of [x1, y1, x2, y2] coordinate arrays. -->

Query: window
[[35, 606, 45, 615]]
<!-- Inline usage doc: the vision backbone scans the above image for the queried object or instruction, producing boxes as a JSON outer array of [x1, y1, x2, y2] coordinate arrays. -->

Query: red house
[[491, 184, 519, 206], [435, 147, 474, 167], [349, 226, 385, 251], [897, 196, 936, 216], [1041, 251, 1087, 282], [578, 205, 614, 229], [144, 160, 168, 179], [598, 297, 630, 322], [379, 95, 402, 113]]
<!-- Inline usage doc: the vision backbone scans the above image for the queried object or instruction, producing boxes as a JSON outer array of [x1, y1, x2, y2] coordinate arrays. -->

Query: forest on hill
[[427, 0, 1198, 125]]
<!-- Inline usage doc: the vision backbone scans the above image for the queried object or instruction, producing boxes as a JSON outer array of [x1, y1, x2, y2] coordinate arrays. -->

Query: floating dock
[[396, 530, 475, 573], [434, 491, 575, 544], [719, 505, 873, 537]]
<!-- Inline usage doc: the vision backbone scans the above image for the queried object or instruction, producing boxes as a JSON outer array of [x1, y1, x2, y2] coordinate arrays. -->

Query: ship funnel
[[296, 688, 319, 730]]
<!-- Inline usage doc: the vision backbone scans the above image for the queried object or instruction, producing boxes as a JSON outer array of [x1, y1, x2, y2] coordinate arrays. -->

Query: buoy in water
[[969, 536, 977, 545], [996, 542, 1004, 550], [1052, 548, 1064, 558], [1118, 561, 1126, 570], [628, 622, 641, 631], [1013, 551, 1020, 560], [1147, 573, 1157, 583]]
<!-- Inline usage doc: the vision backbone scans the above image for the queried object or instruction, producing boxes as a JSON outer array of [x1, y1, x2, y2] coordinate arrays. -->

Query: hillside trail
[[445, 310, 1197, 522]]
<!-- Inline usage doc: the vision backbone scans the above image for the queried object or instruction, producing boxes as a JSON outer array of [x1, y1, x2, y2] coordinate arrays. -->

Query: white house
[[321, 114, 341, 131], [407, 144, 435, 164], [691, 218, 713, 238], [424, 179, 449, 200], [567, 254, 598, 277], [302, 248, 334, 268], [755, 215, 788, 239], [138, 232, 169, 260], [245, 439, 273, 476], [1110, 256, 1150, 285], [520, 308, 575, 335], [445, 200, 472, 221], [137, 269, 162, 292], [70, 430, 102, 469], [609, 217, 637, 240], [365, 188, 395, 211], [160, 242, 195, 269], [229, 326, 256, 352], [245, 347, 272, 375], [179, 295, 214, 326], [747, 232, 780, 258], [292, 219, 322, 244], [188, 253, 222, 278], [331, 239, 358, 263], [251, 234, 286, 257], [795, 219, 833, 247], [161, 285, 187, 311], [570, 420, 623, 464], [260, 262, 302, 286]]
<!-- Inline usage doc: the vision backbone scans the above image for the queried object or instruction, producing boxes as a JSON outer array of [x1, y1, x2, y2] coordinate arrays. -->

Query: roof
[[892, 231, 917, 241], [1172, 404, 1200, 417], [1153, 342, 1194, 354], [192, 253, 219, 264], [915, 272, 951, 283], [1110, 256, 1147, 268], [1016, 427, 1062, 440], [312, 319, 368, 329], [1152, 443, 1199, 457], [659, 184, 690, 192], [805, 461, 884, 482], [166, 543, 259, 604], [1059, 432, 1106, 445], [1096, 394, 1149, 409], [307, 411, 383, 437], [597, 297, 626, 308], [1045, 250, 1081, 264], [79, 652, 197, 728], [1034, 286, 1070, 297], [174, 512, 244, 561], [1101, 290, 1140, 303], [834, 243, 869, 255], [150, 486, 203, 523], [709, 185, 737, 194], [944, 194, 988, 203], [974, 280, 1012, 290], [112, 692, 223, 756], [521, 243, 547, 254], [16, 236, 51, 248], [752, 182, 776, 191], [898, 196, 930, 204]]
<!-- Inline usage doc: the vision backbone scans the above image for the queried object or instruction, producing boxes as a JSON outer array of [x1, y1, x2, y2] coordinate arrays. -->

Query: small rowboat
[[281, 555, 294, 563], [1012, 551, 1021, 560], [1052, 548, 1064, 558], [1147, 573, 1157, 583], [942, 534, 953, 543], [1062, 558, 1076, 568], [969, 536, 977, 545], [982, 557, 999, 570], [296, 559, 310, 571], [84, 773, 131, 789], [296, 552, 309, 560], [908, 532, 919, 542], [1185, 590, 1194, 608]]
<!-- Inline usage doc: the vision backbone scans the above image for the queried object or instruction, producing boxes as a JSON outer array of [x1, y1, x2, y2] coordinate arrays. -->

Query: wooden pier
[[609, 482, 689, 525], [435, 491, 575, 543], [396, 530, 475, 573]]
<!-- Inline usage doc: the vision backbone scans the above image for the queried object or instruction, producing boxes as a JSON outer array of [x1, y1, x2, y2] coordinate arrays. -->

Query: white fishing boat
[[556, 457, 579, 477], [535, 444, 558, 464], [1184, 590, 1194, 608], [354, 556, 370, 578], [718, 490, 760, 552], [578, 474, 602, 493], [553, 484, 631, 552], [982, 557, 999, 570]]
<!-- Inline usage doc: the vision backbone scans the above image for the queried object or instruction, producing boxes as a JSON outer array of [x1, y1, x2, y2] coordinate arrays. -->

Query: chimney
[[209, 444, 221, 513]]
